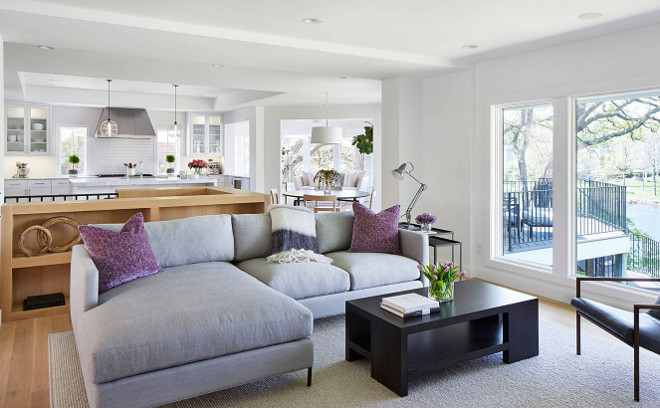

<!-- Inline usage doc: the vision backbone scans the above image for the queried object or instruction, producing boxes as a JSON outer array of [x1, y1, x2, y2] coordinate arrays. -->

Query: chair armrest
[[575, 277, 660, 297], [399, 228, 429, 286], [70, 244, 99, 332]]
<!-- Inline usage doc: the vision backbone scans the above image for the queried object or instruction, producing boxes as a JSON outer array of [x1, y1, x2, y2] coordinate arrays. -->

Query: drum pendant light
[[168, 84, 182, 138], [99, 79, 118, 137], [311, 92, 343, 144]]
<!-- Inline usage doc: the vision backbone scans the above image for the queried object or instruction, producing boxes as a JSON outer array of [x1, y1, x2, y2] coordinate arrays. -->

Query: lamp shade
[[311, 126, 343, 144], [168, 122, 182, 139], [99, 119, 118, 138], [391, 163, 408, 180]]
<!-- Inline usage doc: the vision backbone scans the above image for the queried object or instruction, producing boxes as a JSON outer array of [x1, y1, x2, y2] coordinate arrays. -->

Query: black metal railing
[[576, 180, 627, 235], [627, 230, 660, 278], [3, 193, 118, 203], [503, 179, 627, 250]]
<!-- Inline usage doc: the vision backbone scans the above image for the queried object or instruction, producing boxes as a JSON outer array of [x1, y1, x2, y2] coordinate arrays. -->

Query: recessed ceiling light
[[303, 18, 322, 24], [211, 64, 225, 68], [36, 45, 56, 50], [463, 44, 478, 49], [578, 12, 603, 20], [338, 76, 347, 80]]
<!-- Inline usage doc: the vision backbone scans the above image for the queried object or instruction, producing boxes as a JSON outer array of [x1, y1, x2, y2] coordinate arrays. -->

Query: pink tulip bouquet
[[417, 262, 466, 302]]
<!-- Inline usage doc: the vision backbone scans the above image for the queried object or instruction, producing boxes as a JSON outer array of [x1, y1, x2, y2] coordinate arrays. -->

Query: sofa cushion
[[231, 213, 272, 262], [348, 202, 400, 254], [237, 258, 350, 299], [78, 212, 162, 293], [316, 211, 354, 254], [78, 262, 313, 384], [326, 251, 420, 290], [92, 214, 234, 268]]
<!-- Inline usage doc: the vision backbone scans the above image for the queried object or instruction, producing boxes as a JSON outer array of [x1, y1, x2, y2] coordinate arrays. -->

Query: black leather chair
[[571, 277, 660, 401]]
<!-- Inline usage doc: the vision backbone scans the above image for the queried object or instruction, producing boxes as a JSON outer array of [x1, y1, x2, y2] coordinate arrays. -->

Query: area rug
[[49, 316, 660, 408]]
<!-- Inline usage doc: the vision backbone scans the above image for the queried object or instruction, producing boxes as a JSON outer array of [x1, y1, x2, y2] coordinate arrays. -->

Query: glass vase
[[420, 223, 432, 233], [428, 280, 454, 303]]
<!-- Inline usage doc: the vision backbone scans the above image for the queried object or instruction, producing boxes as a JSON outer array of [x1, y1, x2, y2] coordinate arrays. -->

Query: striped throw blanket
[[267, 204, 331, 264]]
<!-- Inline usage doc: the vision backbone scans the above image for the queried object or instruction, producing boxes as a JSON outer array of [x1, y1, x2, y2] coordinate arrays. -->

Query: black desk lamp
[[391, 162, 427, 229]]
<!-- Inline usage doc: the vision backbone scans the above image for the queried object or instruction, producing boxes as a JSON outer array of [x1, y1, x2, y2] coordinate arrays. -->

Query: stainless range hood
[[95, 108, 156, 138]]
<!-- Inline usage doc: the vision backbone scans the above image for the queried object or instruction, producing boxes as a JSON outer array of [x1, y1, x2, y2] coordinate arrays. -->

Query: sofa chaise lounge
[[70, 211, 428, 408]]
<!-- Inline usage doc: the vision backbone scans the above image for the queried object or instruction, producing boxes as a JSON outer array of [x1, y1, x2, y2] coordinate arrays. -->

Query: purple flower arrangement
[[417, 262, 466, 302], [415, 212, 437, 226]]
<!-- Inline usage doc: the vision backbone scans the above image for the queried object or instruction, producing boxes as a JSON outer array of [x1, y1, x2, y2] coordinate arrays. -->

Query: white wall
[[262, 104, 381, 199], [381, 78, 423, 214], [416, 22, 660, 306]]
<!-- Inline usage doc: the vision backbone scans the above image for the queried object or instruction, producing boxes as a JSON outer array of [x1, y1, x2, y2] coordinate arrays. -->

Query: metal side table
[[399, 223, 462, 270]]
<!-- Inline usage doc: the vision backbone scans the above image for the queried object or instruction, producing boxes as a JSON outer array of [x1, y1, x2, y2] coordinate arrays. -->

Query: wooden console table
[[0, 187, 269, 322]]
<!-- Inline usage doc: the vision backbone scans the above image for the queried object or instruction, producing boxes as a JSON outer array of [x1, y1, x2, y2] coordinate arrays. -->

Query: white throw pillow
[[353, 170, 365, 187], [301, 171, 311, 186], [343, 173, 357, 187]]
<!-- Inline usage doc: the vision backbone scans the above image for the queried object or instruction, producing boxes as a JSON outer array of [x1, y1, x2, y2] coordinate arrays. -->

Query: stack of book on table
[[381, 293, 440, 318]]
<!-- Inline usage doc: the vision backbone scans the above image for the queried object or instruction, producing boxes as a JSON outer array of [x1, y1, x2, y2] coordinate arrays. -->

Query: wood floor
[[0, 294, 629, 408]]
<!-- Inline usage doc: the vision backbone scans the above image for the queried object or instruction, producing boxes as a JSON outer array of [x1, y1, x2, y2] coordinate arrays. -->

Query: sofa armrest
[[70, 244, 99, 329], [399, 229, 429, 286]]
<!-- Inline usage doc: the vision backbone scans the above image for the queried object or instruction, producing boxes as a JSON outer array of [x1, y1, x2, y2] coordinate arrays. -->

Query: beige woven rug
[[50, 316, 660, 407]]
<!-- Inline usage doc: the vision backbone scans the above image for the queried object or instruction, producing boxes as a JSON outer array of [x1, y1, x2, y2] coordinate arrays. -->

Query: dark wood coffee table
[[345, 280, 538, 396]]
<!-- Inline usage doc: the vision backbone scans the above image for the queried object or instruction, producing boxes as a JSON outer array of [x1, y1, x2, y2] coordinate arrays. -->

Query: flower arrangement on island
[[415, 212, 437, 232], [418, 262, 466, 302], [188, 159, 208, 176]]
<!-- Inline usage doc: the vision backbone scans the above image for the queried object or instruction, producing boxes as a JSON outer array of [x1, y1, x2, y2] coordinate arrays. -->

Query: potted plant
[[314, 169, 340, 193], [68, 154, 80, 175], [351, 121, 373, 155], [165, 154, 176, 174]]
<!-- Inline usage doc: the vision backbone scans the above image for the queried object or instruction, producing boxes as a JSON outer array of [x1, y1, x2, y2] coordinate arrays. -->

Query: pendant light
[[168, 84, 182, 139], [99, 79, 118, 137], [311, 92, 343, 144]]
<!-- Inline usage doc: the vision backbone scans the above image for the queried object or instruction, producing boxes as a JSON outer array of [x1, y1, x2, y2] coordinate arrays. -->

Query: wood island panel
[[1, 186, 269, 322]]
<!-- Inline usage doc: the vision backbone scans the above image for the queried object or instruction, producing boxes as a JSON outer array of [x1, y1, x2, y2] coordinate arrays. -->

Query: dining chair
[[303, 194, 339, 212], [269, 188, 280, 205], [368, 189, 377, 209], [572, 276, 660, 401]]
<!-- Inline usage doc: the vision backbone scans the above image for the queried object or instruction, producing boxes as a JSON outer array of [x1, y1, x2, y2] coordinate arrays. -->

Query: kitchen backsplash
[[87, 138, 156, 175]]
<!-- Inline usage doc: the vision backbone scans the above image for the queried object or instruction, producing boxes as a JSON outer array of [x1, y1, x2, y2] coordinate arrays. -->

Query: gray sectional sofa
[[70, 211, 428, 408]]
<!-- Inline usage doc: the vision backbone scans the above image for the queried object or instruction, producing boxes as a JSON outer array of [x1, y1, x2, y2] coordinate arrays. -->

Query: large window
[[59, 126, 87, 175], [500, 103, 554, 266], [156, 129, 179, 175], [280, 118, 370, 187], [576, 92, 660, 284]]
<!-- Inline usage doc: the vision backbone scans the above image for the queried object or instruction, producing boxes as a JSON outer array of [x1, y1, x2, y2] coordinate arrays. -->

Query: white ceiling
[[2, 0, 660, 111]]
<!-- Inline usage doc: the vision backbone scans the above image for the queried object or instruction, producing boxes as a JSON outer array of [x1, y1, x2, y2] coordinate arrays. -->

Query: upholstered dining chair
[[571, 277, 660, 401], [303, 194, 339, 213]]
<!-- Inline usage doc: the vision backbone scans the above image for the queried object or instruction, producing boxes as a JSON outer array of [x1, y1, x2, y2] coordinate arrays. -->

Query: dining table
[[282, 189, 371, 206]]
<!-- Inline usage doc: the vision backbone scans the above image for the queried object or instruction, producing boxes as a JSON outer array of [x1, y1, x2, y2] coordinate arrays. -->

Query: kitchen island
[[4, 176, 216, 201]]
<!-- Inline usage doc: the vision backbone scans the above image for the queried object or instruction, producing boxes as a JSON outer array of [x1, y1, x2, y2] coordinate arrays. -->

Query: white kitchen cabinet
[[187, 113, 222, 155], [52, 179, 72, 195], [5, 105, 50, 156]]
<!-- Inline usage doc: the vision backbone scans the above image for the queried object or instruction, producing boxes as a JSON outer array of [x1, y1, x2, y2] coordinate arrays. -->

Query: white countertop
[[68, 177, 216, 186]]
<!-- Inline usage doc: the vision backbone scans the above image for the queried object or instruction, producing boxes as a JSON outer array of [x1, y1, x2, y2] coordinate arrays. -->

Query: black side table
[[399, 223, 462, 270], [428, 236, 462, 271]]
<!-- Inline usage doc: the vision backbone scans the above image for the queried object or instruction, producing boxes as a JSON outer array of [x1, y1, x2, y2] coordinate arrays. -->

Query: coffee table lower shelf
[[345, 281, 538, 396]]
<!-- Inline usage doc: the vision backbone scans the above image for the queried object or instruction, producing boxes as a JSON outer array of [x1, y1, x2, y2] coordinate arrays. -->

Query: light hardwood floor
[[0, 291, 629, 408]]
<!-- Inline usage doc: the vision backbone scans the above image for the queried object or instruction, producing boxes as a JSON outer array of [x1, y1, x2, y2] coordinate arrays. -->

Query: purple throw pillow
[[348, 202, 400, 254], [78, 212, 162, 293]]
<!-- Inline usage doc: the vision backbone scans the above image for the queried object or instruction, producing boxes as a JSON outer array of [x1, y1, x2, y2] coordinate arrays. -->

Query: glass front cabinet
[[188, 113, 222, 155], [5, 105, 50, 155]]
